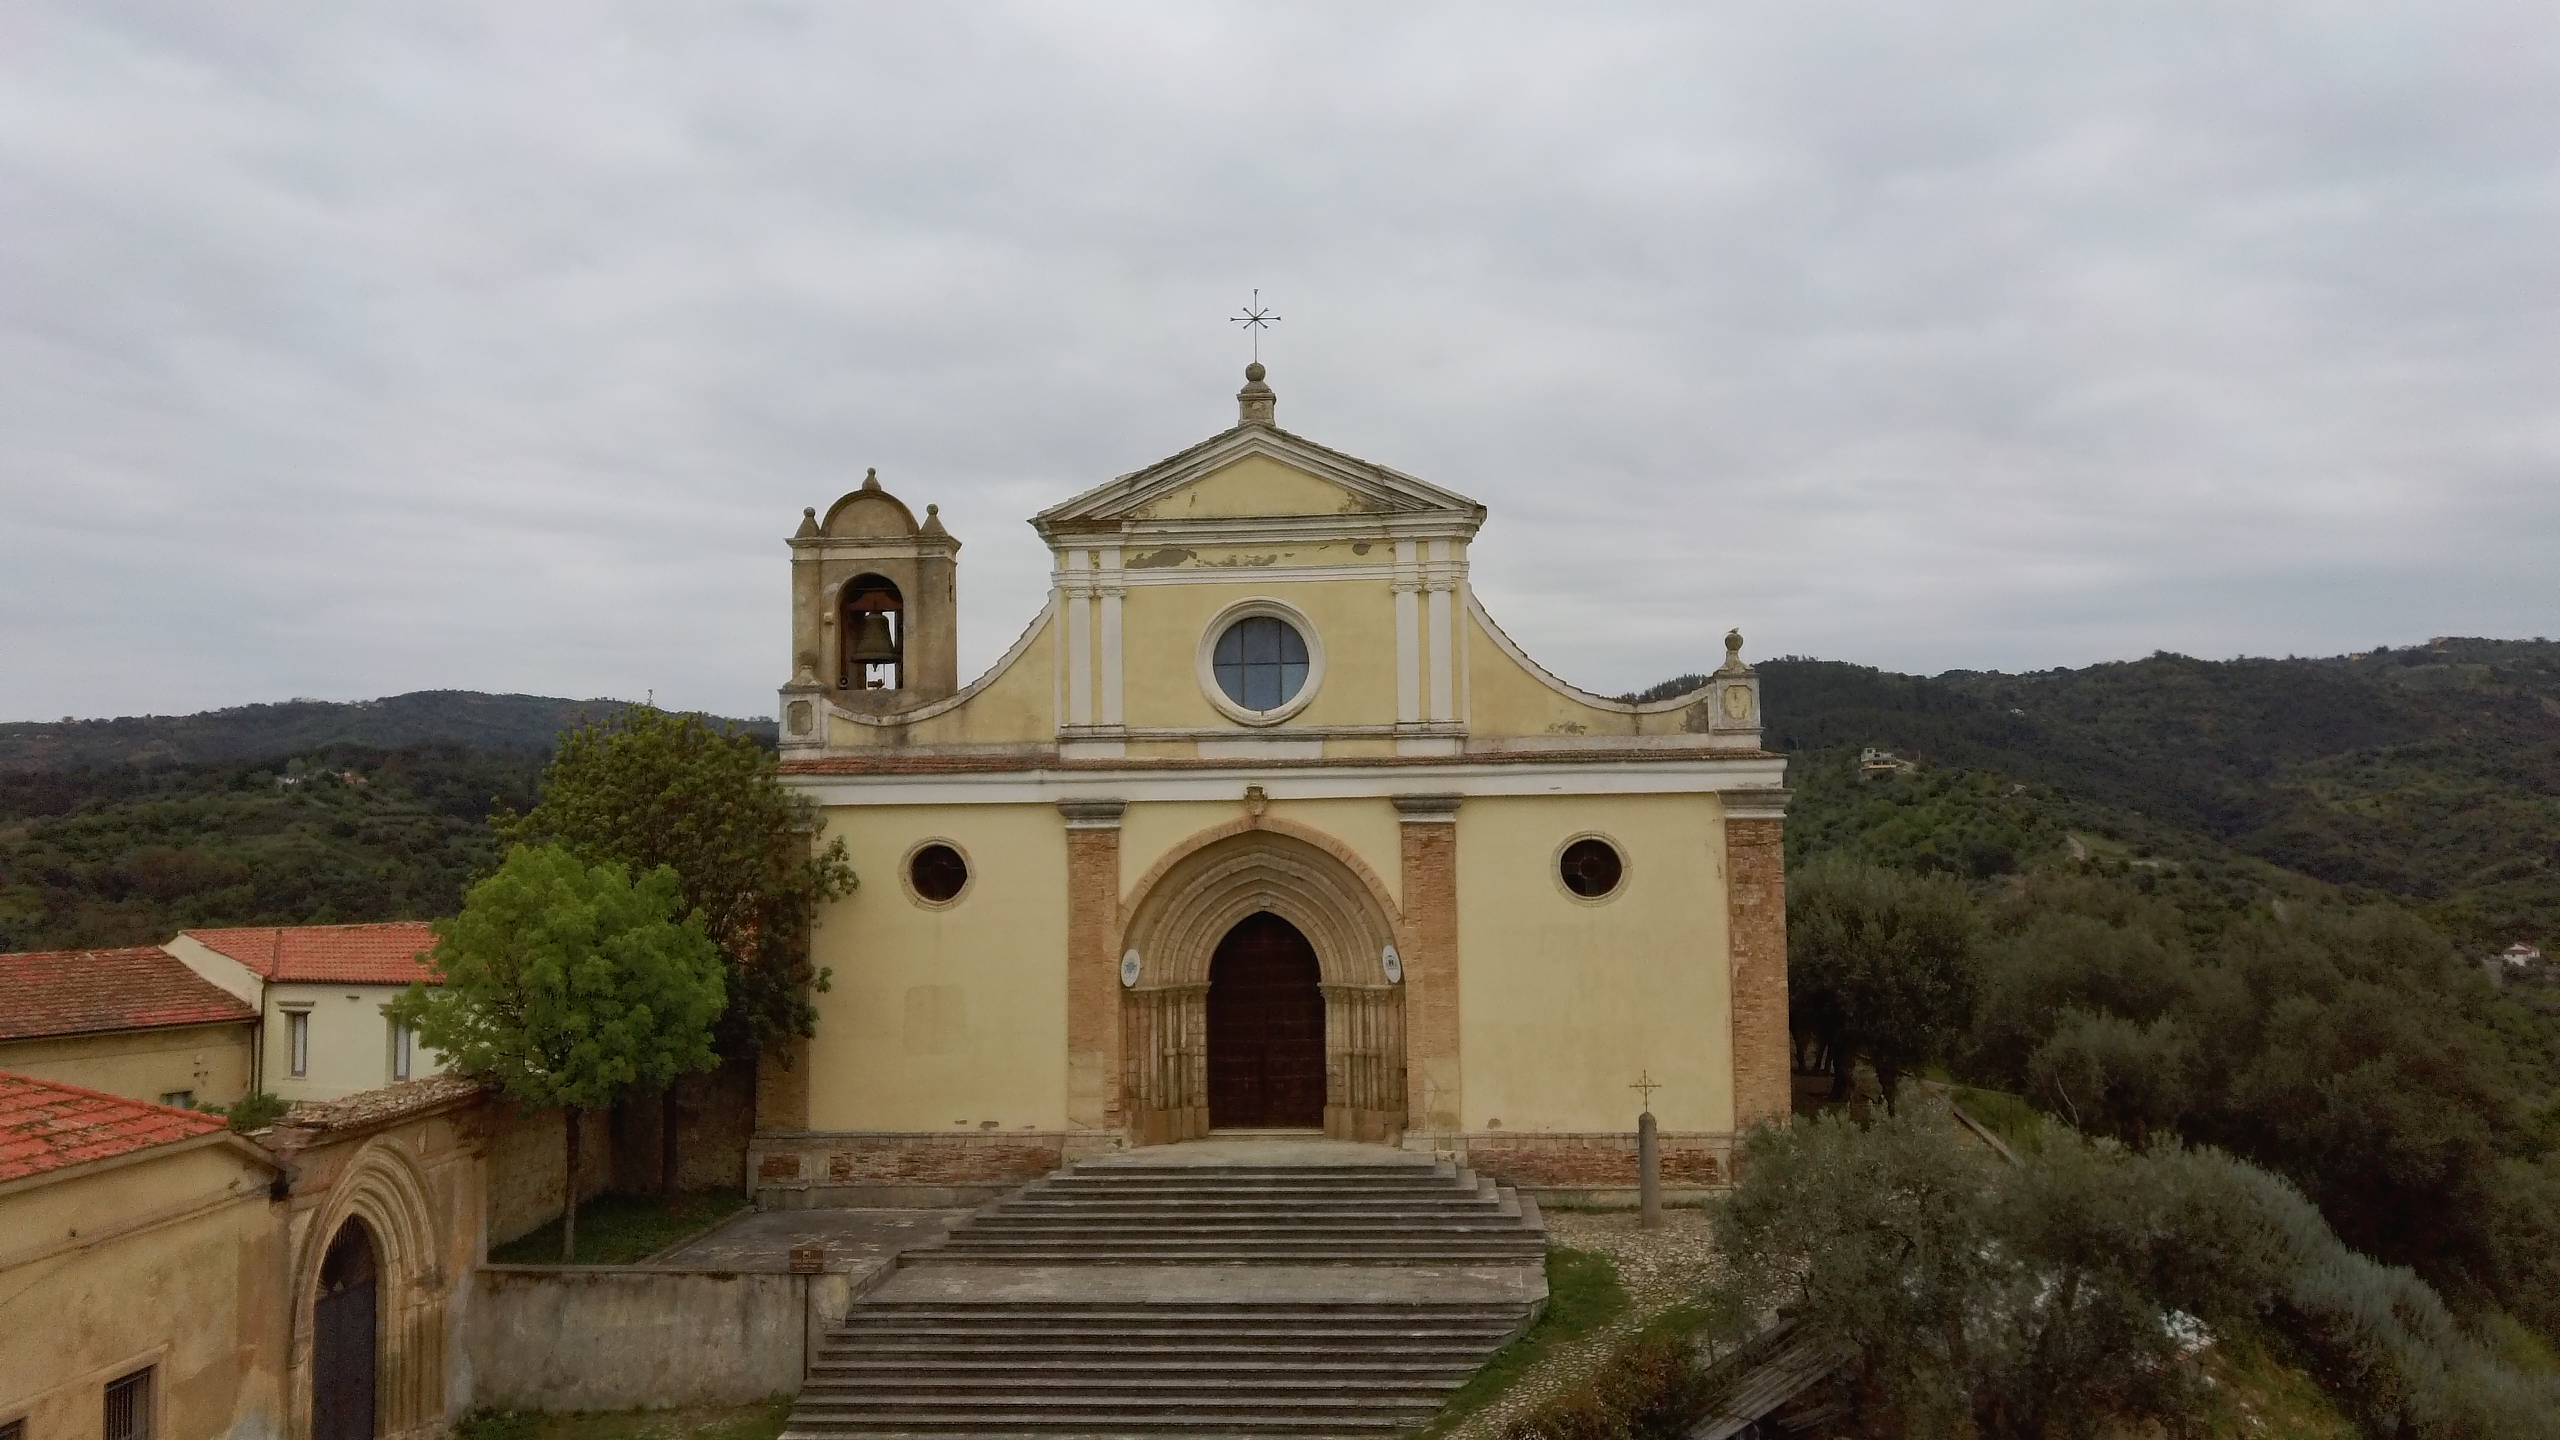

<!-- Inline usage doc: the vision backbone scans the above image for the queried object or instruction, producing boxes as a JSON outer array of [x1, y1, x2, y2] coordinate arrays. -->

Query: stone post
[[1638, 1110, 1661, 1230]]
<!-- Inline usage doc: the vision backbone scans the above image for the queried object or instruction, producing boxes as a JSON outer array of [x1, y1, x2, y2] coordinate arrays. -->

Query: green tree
[[1788, 859, 1980, 1110], [389, 843, 725, 1260], [500, 706, 855, 1199]]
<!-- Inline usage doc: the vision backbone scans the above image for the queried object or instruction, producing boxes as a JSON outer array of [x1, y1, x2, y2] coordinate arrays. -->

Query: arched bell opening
[[313, 1217, 379, 1440], [1120, 826, 1407, 1146], [838, 574, 905, 691]]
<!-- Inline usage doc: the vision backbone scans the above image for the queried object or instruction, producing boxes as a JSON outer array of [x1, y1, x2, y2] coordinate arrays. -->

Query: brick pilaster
[[1060, 799, 1127, 1130], [754, 1037, 811, 1132], [1395, 793, 1463, 1132], [1724, 799, 1792, 1129]]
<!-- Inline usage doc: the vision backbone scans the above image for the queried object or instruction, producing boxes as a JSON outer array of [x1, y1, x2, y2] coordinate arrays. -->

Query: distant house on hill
[[0, 945, 257, 1108], [2499, 942, 2545, 970], [165, 921, 447, 1102], [1860, 747, 1914, 779]]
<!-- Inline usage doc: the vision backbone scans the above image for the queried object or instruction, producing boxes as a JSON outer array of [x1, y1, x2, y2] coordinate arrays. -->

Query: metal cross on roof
[[1631, 1069, 1661, 1113], [1231, 288, 1280, 361]]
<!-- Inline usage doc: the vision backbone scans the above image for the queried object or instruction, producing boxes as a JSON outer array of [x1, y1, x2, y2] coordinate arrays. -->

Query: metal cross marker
[[1231, 289, 1280, 361], [1631, 1070, 1661, 1114]]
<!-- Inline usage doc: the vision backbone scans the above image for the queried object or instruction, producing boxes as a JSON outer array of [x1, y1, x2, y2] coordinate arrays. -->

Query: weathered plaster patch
[[1128, 548, 1194, 569]]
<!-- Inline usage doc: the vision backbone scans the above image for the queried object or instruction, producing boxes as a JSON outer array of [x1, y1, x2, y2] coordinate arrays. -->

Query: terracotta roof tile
[[0, 946, 257, 1042], [0, 1071, 227, 1184], [182, 921, 442, 987]]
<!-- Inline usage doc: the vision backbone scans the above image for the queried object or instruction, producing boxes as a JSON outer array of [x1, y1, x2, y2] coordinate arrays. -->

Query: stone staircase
[[785, 1146, 1549, 1438]]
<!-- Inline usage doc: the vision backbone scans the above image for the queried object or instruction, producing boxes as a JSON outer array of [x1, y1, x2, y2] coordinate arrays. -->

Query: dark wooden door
[[313, 1219, 377, 1440], [1207, 911, 1327, 1128]]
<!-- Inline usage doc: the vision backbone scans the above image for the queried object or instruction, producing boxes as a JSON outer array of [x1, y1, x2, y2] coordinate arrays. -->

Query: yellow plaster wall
[[830, 610, 1058, 749], [0, 1143, 286, 1440], [1454, 793, 1733, 1133], [1116, 799, 1405, 911], [805, 803, 1070, 1130], [1130, 540, 1384, 571], [1119, 578, 1399, 730], [1133, 454, 1381, 519], [0, 1022, 252, 1108], [1464, 609, 1642, 740], [267, 983, 447, 1103]]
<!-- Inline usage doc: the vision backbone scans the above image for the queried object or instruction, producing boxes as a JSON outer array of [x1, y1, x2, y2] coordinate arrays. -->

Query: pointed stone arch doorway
[[1119, 824, 1407, 1145], [312, 1218, 378, 1440]]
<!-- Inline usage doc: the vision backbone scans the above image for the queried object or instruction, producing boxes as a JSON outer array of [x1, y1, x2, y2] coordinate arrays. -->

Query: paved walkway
[[652, 1207, 967, 1271]]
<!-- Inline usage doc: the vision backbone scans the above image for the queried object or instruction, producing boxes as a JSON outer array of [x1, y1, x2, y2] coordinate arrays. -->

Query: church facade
[[750, 365, 1789, 1199]]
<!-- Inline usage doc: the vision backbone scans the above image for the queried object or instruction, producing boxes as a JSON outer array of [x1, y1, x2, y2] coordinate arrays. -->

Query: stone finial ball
[[1726, 629, 1744, 654], [1245, 362, 1266, 382], [927, 504, 939, 515]]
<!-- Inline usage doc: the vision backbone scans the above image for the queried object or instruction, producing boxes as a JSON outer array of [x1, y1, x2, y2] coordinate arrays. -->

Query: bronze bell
[[846, 611, 899, 666]]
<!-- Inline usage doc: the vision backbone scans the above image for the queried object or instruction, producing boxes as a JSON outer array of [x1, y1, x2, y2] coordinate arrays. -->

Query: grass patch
[[454, 1398, 791, 1440], [1949, 1084, 2046, 1150], [1411, 1246, 1627, 1436], [2201, 1330, 2360, 1439], [488, 1190, 749, 1266]]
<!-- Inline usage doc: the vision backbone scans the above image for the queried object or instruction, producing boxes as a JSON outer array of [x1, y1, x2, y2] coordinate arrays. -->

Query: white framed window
[[287, 1010, 311, 1078], [390, 1020, 413, 1082]]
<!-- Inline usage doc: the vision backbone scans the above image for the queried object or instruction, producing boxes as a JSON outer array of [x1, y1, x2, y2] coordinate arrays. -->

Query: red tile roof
[[0, 946, 257, 1042], [181, 921, 443, 987], [0, 1071, 228, 1184]]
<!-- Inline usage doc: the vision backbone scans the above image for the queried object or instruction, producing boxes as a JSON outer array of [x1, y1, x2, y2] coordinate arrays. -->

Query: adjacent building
[[166, 922, 447, 1102], [0, 945, 257, 1108], [0, 1072, 290, 1440]]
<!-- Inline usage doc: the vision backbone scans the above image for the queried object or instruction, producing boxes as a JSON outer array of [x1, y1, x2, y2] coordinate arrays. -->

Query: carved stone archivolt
[[289, 1135, 449, 1440], [1118, 824, 1408, 1144]]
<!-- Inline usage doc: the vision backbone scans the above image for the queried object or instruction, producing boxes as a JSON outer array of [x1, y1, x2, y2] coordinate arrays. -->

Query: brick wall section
[[1060, 802, 1125, 1130], [754, 1037, 812, 1132], [1451, 1130, 1731, 1188], [1725, 815, 1792, 1128], [1395, 795, 1463, 1133], [748, 1130, 1120, 1191]]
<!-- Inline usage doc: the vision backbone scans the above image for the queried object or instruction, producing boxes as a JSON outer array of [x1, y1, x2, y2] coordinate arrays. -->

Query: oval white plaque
[[1382, 944, 1403, 984], [1120, 949, 1142, 988]]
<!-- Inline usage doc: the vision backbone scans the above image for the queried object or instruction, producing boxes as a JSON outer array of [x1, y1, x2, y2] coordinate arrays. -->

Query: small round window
[[1559, 838, 1624, 899], [909, 843, 969, 904], [1212, 615, 1310, 712]]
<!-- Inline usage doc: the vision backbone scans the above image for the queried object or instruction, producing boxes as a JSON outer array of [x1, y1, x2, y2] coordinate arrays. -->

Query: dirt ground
[[1442, 1207, 1729, 1440]]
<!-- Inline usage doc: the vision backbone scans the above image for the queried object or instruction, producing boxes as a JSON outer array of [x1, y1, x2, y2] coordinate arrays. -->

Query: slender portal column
[[1060, 799, 1126, 1130], [1723, 791, 1792, 1129], [1394, 793, 1463, 1132]]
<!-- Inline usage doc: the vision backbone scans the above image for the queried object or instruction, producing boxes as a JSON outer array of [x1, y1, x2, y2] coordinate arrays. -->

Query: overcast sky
[[4, 3, 2555, 723]]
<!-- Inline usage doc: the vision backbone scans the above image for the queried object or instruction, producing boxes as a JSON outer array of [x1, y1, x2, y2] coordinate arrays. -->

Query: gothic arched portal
[[1118, 823, 1406, 1143]]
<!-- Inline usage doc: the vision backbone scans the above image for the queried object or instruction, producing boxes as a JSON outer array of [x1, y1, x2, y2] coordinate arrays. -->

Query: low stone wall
[[1417, 1130, 1736, 1206], [749, 1129, 1120, 1208], [466, 1262, 887, 1409]]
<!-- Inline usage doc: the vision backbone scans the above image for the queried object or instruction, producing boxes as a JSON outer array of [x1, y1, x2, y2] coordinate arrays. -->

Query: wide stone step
[[783, 1404, 1423, 1424]]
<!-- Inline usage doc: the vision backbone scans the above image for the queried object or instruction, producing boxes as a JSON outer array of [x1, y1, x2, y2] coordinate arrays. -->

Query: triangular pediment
[[1033, 425, 1484, 539]]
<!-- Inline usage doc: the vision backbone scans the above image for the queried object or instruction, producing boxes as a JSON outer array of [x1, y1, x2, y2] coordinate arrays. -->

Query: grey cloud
[[2, 2, 2554, 721]]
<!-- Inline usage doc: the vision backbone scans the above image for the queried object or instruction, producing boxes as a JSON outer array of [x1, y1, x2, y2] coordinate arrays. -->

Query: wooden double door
[[1205, 912, 1327, 1129]]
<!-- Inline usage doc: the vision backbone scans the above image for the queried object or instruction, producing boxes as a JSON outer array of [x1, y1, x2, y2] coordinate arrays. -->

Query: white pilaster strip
[[1427, 539, 1455, 722], [1098, 546, 1125, 727], [1394, 540, 1421, 724], [1065, 548, 1094, 727]]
